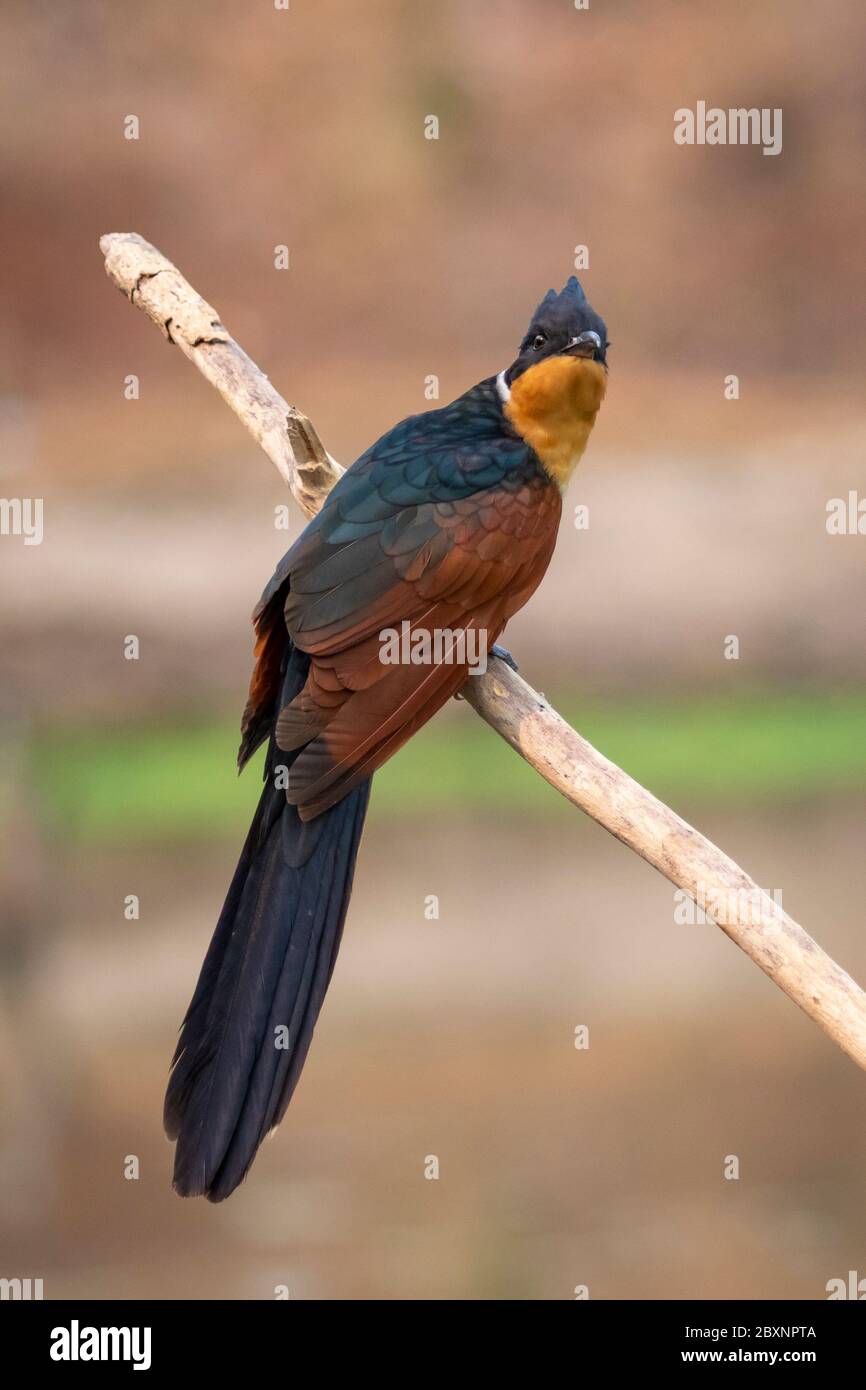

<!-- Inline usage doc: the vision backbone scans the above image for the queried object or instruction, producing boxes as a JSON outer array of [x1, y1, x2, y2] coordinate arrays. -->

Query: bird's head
[[497, 276, 609, 487], [505, 275, 609, 385]]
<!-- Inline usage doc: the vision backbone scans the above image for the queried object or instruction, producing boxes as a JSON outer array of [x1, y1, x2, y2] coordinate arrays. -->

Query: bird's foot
[[490, 643, 519, 673]]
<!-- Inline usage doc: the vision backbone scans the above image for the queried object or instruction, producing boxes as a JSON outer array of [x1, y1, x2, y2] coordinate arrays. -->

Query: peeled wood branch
[[100, 231, 866, 1075]]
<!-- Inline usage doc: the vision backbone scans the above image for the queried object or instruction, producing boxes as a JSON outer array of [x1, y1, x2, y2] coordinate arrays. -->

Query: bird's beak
[[565, 330, 603, 360]]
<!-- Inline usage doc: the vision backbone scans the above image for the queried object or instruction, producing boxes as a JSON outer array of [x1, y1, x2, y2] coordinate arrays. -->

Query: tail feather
[[165, 644, 370, 1201]]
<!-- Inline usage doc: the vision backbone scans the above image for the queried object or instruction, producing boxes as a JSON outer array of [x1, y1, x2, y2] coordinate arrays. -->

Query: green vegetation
[[30, 689, 866, 846]]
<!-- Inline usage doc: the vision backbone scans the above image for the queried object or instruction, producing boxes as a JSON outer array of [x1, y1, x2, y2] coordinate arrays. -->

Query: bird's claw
[[490, 643, 519, 673]]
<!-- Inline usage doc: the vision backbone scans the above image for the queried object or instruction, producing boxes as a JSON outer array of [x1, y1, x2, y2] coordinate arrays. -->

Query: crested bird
[[165, 275, 609, 1199]]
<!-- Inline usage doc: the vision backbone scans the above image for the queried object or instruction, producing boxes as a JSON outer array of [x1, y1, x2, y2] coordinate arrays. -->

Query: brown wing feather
[[288, 609, 504, 817], [277, 481, 561, 818]]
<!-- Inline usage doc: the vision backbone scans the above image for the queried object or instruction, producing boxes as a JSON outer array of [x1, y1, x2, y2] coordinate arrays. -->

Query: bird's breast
[[504, 355, 606, 489]]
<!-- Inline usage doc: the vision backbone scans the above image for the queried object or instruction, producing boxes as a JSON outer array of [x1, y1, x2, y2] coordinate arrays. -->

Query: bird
[[164, 274, 609, 1200]]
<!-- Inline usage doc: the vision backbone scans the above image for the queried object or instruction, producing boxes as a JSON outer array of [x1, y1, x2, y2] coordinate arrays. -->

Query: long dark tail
[[165, 655, 370, 1201]]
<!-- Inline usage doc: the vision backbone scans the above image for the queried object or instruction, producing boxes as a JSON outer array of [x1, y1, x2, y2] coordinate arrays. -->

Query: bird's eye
[[531, 334, 546, 351]]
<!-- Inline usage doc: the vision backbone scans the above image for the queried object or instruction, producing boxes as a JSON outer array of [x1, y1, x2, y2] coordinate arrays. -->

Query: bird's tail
[[164, 715, 370, 1201]]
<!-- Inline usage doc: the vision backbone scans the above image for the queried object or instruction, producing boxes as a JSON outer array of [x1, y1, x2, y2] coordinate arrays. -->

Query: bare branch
[[463, 669, 866, 1069], [99, 232, 341, 518], [100, 231, 866, 1075]]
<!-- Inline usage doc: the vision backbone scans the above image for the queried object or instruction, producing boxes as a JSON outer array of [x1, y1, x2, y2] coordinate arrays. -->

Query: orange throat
[[504, 355, 606, 488]]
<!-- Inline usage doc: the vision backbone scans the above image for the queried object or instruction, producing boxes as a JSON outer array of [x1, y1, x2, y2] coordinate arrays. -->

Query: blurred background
[[1, 0, 865, 1299]]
